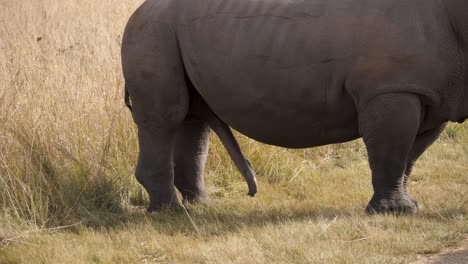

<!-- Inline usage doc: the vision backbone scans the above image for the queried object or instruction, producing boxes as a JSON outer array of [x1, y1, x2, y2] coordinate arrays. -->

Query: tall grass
[[0, 0, 144, 227]]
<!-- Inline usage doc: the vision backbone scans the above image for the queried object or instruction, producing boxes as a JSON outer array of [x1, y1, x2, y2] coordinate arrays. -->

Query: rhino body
[[121, 0, 468, 212]]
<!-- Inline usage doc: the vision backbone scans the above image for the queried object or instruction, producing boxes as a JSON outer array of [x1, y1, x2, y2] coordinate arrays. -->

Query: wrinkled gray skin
[[121, 0, 468, 213]]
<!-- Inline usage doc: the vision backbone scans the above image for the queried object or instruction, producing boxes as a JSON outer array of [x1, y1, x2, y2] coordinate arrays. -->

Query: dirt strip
[[412, 236, 468, 264]]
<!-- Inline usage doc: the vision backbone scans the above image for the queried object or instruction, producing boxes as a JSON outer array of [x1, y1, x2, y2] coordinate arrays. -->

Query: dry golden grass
[[0, 0, 467, 263]]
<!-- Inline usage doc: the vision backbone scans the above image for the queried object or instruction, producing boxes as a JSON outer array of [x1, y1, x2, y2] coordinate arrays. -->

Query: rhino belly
[[204, 79, 360, 148], [188, 62, 360, 148], [178, 11, 360, 147]]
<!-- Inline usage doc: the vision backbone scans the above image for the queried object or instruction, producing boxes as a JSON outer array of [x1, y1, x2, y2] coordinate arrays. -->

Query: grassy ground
[[0, 0, 467, 263]]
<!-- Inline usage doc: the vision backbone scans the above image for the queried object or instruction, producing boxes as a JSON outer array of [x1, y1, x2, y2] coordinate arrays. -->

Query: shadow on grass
[[72, 203, 357, 238], [415, 209, 468, 223], [68, 201, 468, 239]]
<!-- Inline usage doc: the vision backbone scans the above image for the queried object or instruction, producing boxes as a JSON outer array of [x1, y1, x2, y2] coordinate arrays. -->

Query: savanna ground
[[0, 0, 466, 263]]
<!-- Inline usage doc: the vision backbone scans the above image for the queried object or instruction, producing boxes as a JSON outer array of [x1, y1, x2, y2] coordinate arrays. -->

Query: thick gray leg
[[402, 124, 446, 205], [136, 126, 180, 211], [359, 93, 422, 214], [174, 120, 211, 203], [122, 15, 189, 211]]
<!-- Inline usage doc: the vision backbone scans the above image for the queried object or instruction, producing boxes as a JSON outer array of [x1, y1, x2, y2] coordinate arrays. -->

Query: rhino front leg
[[359, 93, 422, 214]]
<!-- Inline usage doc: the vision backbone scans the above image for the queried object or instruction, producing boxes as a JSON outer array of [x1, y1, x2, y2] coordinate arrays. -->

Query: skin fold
[[121, 0, 467, 213]]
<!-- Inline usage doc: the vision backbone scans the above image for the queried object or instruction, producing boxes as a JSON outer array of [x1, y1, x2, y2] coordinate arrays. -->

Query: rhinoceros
[[121, 0, 467, 213]]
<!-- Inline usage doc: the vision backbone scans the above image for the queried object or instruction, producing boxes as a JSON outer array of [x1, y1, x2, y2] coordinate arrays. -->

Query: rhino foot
[[366, 194, 419, 215], [145, 187, 181, 213], [181, 190, 211, 205]]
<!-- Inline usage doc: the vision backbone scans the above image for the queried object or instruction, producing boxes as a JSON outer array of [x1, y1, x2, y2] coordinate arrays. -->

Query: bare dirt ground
[[413, 236, 468, 264]]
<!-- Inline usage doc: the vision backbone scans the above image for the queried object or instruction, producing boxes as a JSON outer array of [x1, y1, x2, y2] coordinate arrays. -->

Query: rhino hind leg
[[122, 17, 193, 211], [358, 93, 422, 214], [174, 120, 211, 203], [135, 126, 181, 211], [130, 78, 188, 212]]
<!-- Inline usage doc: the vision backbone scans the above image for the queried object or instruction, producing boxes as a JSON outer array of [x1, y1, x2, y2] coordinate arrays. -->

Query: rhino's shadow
[[78, 203, 468, 238], [87, 204, 357, 237], [60, 173, 468, 237]]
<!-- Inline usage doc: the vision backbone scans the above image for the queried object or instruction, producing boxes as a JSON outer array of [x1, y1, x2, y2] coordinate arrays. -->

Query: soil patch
[[413, 236, 468, 264]]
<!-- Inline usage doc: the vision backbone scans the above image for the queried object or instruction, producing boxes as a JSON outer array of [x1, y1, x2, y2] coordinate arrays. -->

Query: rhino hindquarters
[[122, 17, 190, 211]]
